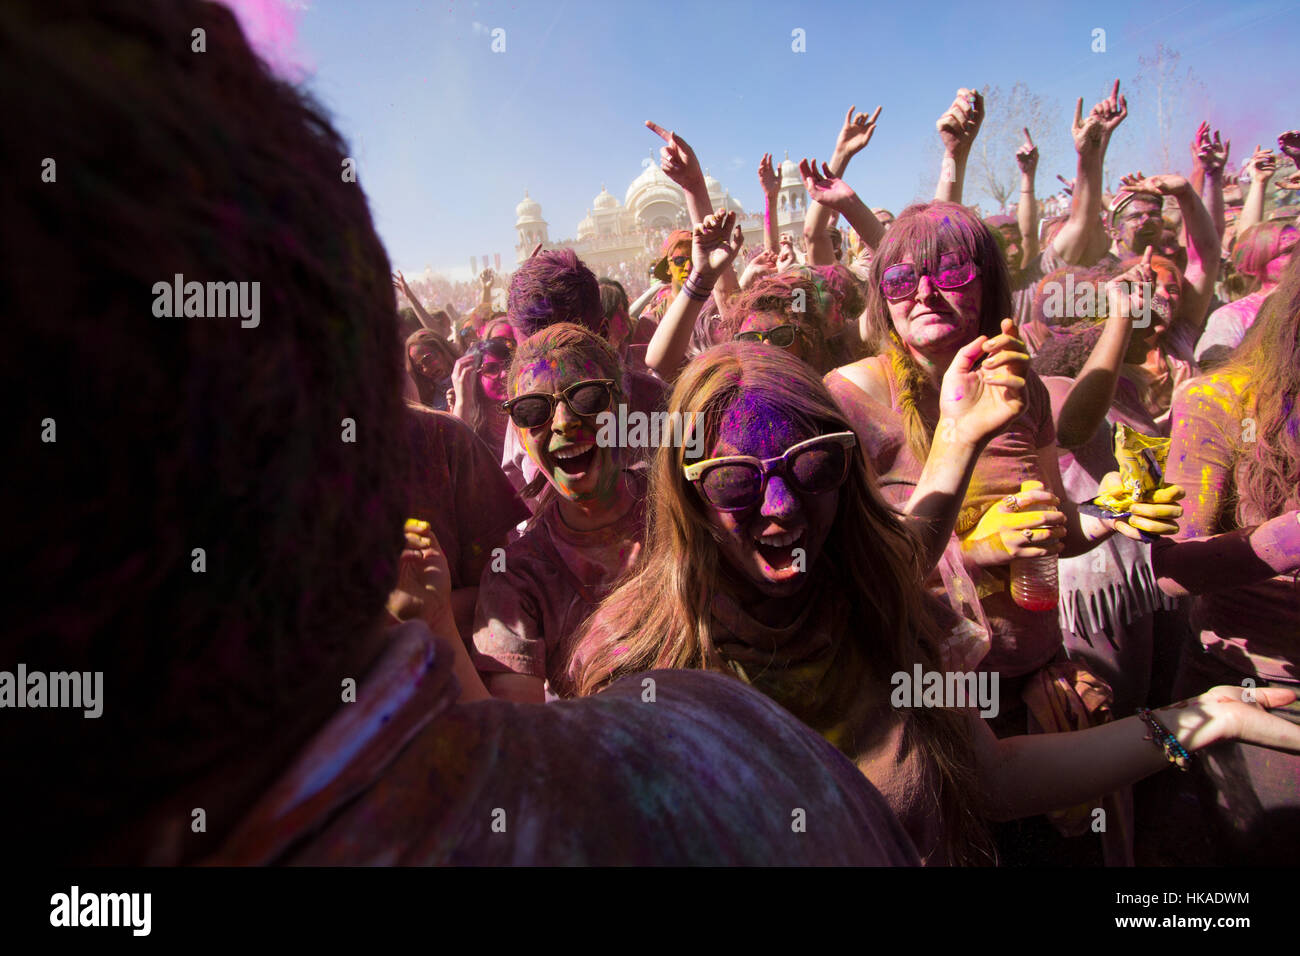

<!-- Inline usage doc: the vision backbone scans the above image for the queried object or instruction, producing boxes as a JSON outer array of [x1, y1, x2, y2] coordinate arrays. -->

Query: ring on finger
[[1022, 528, 1035, 542], [1003, 495, 1019, 511]]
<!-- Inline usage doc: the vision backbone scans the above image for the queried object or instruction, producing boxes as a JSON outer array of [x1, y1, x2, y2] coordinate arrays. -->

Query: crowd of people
[[11, 0, 1299, 868]]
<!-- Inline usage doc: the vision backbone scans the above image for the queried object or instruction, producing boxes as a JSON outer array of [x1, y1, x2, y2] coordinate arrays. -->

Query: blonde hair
[[571, 342, 991, 863]]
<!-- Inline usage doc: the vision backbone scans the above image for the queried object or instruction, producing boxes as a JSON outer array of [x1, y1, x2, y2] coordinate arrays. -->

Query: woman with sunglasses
[[568, 344, 1300, 864], [450, 334, 515, 464], [723, 271, 835, 373], [826, 202, 1185, 736], [470, 323, 645, 703]]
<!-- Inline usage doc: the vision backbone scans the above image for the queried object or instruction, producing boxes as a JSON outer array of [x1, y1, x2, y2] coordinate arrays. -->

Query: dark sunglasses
[[683, 432, 857, 512], [880, 253, 979, 300], [734, 325, 800, 349], [502, 379, 616, 430], [670, 256, 690, 267]]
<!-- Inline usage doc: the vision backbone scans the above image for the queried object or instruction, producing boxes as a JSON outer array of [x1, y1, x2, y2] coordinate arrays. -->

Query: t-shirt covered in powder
[[470, 471, 647, 696]]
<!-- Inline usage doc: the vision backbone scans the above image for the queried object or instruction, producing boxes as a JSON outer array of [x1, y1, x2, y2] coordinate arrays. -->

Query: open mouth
[[551, 441, 598, 478], [753, 528, 805, 571]]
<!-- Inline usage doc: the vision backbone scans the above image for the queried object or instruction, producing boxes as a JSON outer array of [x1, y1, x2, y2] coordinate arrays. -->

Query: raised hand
[[1193, 122, 1230, 175], [1056, 174, 1075, 196], [1276, 171, 1300, 191], [799, 158, 857, 210], [393, 269, 413, 297], [1119, 171, 1190, 196], [1278, 130, 1300, 165], [449, 353, 479, 420], [478, 268, 495, 290], [1016, 128, 1039, 175], [1248, 144, 1277, 182], [1091, 79, 1128, 140], [758, 152, 781, 195], [646, 120, 704, 189], [937, 88, 983, 154], [739, 250, 779, 288], [691, 210, 744, 279], [835, 104, 883, 160], [1105, 246, 1156, 322], [776, 232, 798, 270], [939, 318, 1029, 447], [387, 519, 453, 626]]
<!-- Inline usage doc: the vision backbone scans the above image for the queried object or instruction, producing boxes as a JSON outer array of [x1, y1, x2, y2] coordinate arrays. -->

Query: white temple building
[[514, 154, 807, 273]]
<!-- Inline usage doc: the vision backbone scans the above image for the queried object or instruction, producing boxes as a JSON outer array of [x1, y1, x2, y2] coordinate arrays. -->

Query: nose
[[552, 398, 581, 435], [914, 273, 937, 299], [760, 473, 800, 522]]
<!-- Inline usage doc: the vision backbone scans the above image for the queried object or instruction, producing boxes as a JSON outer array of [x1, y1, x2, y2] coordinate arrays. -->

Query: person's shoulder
[[826, 356, 888, 405], [1174, 368, 1250, 407]]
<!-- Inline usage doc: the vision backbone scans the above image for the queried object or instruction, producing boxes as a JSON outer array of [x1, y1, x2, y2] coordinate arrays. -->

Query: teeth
[[552, 442, 594, 461], [754, 529, 802, 548]]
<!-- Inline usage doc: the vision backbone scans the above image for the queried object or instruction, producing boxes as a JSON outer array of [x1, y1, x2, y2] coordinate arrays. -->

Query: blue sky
[[255, 0, 1295, 278]]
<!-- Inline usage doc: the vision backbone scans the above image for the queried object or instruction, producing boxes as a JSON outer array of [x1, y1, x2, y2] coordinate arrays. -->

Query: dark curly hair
[[3, 0, 406, 859]]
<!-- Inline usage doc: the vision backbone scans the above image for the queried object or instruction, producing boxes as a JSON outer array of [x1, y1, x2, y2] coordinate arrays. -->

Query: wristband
[[682, 274, 714, 302], [1135, 707, 1192, 771]]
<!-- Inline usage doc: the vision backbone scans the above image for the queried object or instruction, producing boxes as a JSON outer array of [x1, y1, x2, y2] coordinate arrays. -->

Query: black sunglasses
[[734, 325, 800, 349], [502, 379, 616, 429], [683, 432, 857, 512]]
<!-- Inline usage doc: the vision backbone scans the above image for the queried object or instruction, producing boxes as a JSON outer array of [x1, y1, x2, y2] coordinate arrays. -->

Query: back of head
[[3, 0, 404, 859], [507, 248, 602, 337]]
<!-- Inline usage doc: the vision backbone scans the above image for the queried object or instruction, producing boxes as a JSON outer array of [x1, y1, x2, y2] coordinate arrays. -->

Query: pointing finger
[[645, 120, 671, 142]]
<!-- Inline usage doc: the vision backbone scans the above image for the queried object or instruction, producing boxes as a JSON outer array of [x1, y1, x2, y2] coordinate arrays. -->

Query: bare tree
[[1133, 43, 1207, 174], [968, 81, 1057, 211]]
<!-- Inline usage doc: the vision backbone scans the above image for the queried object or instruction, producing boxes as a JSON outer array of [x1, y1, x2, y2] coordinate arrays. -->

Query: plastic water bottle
[[1008, 479, 1059, 611], [1010, 555, 1059, 611]]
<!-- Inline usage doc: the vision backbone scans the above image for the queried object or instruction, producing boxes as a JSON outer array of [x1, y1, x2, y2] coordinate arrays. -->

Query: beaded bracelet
[[682, 275, 713, 302], [1135, 707, 1192, 771]]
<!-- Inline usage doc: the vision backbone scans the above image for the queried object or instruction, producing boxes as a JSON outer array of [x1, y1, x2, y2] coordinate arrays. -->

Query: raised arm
[[806, 105, 882, 263], [643, 210, 744, 382], [758, 153, 782, 254], [1015, 128, 1040, 268], [934, 89, 982, 205], [393, 270, 445, 335], [646, 121, 739, 309], [1052, 80, 1127, 265], [902, 320, 1030, 572], [1120, 172, 1221, 331], [1191, 123, 1229, 241], [799, 159, 884, 252], [1054, 250, 1152, 449], [1238, 144, 1277, 236]]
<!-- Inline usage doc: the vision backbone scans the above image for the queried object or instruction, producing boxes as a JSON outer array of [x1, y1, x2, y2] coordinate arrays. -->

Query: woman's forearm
[[977, 700, 1226, 820], [903, 425, 987, 573], [1153, 510, 1300, 597], [644, 274, 710, 382], [1017, 171, 1039, 266]]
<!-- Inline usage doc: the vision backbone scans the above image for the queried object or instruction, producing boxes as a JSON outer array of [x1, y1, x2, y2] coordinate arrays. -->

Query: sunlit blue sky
[[240, 0, 1295, 278]]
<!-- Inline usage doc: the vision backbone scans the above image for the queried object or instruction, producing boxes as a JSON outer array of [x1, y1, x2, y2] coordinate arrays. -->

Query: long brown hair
[[861, 202, 1013, 464], [1219, 251, 1300, 525], [405, 329, 458, 408], [571, 342, 991, 863]]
